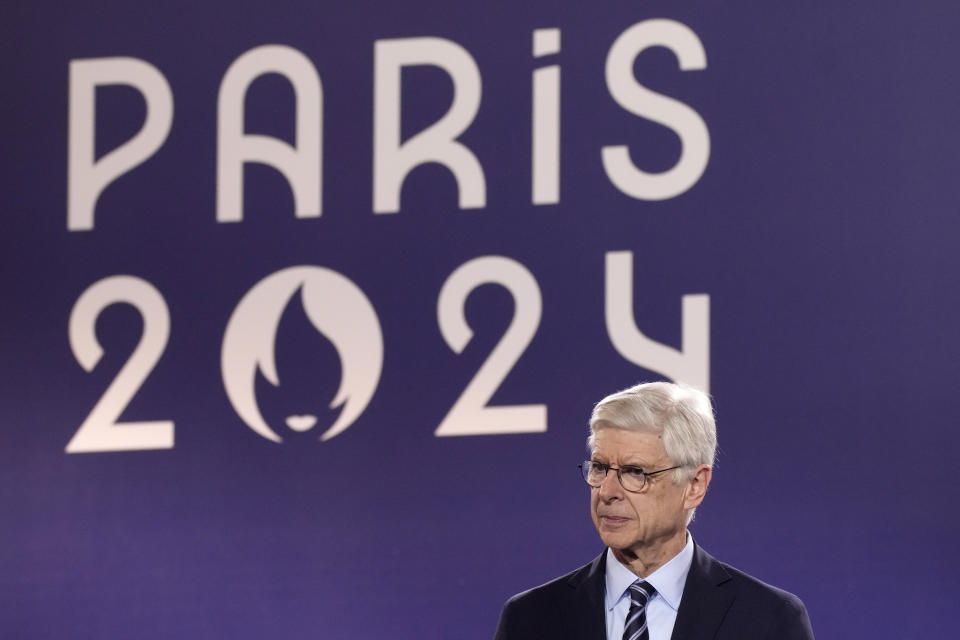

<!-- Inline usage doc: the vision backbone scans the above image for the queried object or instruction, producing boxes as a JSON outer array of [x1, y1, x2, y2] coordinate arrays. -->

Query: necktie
[[622, 580, 656, 640]]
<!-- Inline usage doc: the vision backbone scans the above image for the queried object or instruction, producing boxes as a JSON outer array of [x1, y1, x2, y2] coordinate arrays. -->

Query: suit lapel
[[559, 545, 735, 640], [670, 545, 735, 640], [562, 552, 608, 640]]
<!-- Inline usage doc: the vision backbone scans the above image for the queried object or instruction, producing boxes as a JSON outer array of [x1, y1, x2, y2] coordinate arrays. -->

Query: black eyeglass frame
[[578, 461, 683, 493]]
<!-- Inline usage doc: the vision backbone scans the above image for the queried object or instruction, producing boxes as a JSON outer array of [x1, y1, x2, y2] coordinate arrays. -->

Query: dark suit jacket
[[494, 544, 814, 640]]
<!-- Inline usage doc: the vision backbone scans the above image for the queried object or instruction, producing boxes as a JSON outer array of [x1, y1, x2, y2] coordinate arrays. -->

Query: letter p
[[68, 57, 173, 231]]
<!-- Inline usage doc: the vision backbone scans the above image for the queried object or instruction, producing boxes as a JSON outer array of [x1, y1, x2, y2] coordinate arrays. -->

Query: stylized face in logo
[[221, 266, 383, 442]]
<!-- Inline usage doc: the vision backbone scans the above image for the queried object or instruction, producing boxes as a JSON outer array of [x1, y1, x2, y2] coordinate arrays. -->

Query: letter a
[[217, 45, 322, 222]]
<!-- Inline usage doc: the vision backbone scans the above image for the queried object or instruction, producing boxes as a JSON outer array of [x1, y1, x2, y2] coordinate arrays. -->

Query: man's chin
[[597, 529, 634, 550]]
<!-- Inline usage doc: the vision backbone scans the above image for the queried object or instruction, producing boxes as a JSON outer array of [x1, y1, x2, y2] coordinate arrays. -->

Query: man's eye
[[622, 466, 646, 478], [589, 462, 608, 473]]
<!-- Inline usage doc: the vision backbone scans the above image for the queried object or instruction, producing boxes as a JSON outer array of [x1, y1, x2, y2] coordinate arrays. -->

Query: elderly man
[[494, 382, 814, 640]]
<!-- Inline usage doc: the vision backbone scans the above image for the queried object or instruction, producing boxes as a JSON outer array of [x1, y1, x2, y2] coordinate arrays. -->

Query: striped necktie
[[622, 580, 656, 640]]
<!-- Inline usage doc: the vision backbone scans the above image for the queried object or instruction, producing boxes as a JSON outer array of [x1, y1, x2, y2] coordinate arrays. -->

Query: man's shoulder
[[721, 563, 803, 607], [495, 554, 607, 640], [503, 554, 601, 608], [686, 546, 814, 638], [715, 557, 807, 609]]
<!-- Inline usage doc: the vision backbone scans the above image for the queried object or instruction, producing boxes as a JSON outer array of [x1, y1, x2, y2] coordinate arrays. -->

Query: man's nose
[[598, 468, 623, 500]]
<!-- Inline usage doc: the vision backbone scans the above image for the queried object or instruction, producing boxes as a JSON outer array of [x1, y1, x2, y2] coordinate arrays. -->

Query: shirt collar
[[604, 533, 695, 613]]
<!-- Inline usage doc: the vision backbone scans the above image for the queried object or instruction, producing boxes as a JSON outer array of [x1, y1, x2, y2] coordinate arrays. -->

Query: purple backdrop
[[2, 1, 959, 638]]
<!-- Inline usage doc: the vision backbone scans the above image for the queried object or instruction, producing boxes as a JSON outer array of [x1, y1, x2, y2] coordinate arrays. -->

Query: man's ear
[[684, 464, 712, 510]]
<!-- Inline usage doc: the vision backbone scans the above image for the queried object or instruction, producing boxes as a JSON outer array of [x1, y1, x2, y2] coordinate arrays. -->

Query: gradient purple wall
[[2, 2, 958, 637]]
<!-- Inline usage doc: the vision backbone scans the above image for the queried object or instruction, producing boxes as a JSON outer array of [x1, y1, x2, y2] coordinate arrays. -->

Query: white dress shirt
[[604, 534, 695, 640]]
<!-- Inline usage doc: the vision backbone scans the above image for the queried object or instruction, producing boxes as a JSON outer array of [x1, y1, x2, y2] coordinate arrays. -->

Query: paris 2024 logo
[[221, 266, 383, 443]]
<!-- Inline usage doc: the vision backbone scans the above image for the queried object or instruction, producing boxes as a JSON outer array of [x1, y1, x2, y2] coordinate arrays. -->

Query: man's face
[[589, 428, 693, 555]]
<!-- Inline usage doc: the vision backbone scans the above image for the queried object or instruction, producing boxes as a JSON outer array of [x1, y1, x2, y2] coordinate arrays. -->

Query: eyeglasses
[[579, 460, 682, 493]]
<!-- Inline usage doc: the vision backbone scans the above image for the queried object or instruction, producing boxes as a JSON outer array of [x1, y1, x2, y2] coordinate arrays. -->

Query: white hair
[[588, 381, 717, 522]]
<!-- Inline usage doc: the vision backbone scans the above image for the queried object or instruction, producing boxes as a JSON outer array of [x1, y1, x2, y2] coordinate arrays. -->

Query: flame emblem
[[221, 266, 383, 442]]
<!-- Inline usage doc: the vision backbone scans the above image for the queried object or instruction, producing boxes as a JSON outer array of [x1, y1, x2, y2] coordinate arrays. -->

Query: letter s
[[602, 19, 709, 201]]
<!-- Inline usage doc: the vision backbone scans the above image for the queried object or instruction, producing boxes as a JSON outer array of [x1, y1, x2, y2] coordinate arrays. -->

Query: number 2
[[435, 256, 546, 436], [66, 275, 173, 453]]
